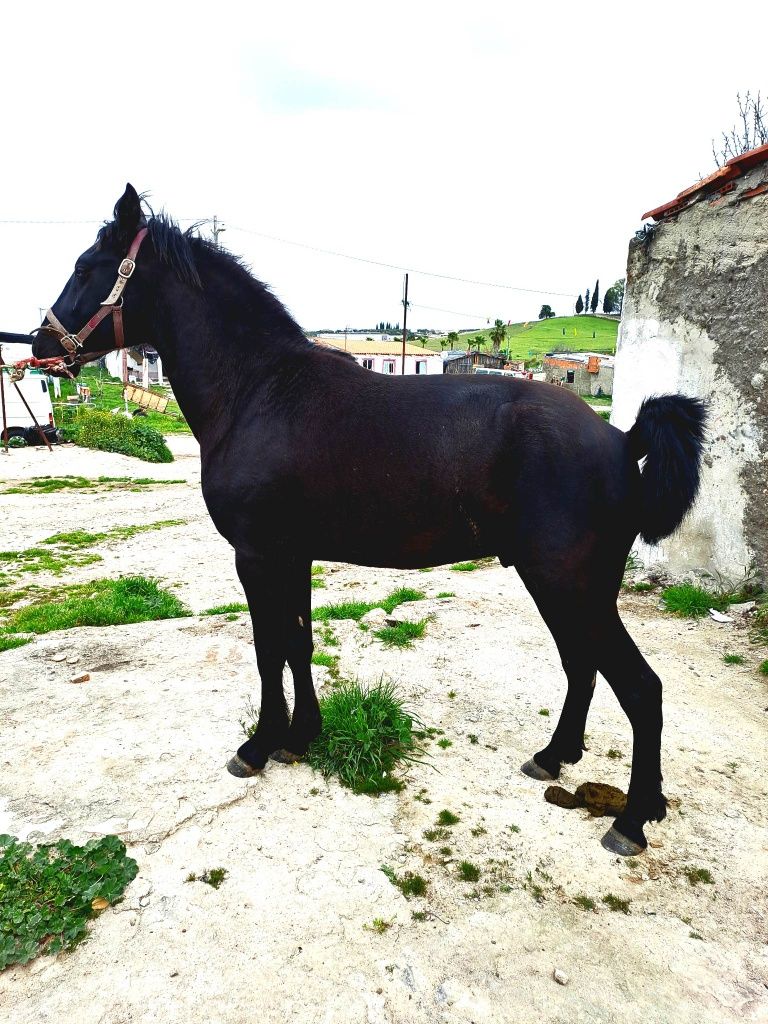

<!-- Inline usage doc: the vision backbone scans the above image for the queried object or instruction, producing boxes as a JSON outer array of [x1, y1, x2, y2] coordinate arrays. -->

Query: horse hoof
[[226, 754, 262, 778], [601, 825, 645, 857], [270, 749, 303, 764], [520, 758, 556, 782]]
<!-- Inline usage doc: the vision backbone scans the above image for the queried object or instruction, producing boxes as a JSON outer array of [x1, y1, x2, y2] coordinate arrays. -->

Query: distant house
[[543, 352, 614, 396], [443, 351, 506, 375], [311, 337, 443, 375], [104, 347, 164, 386]]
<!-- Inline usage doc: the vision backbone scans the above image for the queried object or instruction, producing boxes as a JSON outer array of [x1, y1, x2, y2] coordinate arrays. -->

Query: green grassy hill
[[429, 315, 618, 361]]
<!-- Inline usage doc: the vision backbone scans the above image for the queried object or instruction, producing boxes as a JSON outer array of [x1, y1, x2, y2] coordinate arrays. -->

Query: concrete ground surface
[[0, 439, 766, 1024]]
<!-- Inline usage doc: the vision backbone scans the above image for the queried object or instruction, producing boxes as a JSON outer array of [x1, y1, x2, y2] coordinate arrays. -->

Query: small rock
[[553, 968, 569, 986], [66, 654, 81, 664], [50, 653, 67, 662], [729, 601, 755, 614], [69, 673, 90, 684], [360, 607, 388, 626]]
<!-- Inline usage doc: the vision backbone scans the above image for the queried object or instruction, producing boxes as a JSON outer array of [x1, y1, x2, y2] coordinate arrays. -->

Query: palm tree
[[489, 319, 506, 354], [446, 331, 460, 350]]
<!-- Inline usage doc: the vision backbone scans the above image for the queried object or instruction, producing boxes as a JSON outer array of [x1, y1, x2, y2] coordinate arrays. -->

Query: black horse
[[33, 185, 706, 857]]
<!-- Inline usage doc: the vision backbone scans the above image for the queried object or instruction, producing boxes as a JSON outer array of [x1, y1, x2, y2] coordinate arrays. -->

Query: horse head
[[33, 184, 150, 376]]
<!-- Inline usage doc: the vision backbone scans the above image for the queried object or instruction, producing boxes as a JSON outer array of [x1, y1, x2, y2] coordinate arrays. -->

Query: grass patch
[[63, 409, 174, 463], [57, 366, 190, 434], [602, 893, 631, 914], [1, 576, 190, 636], [0, 635, 33, 653], [684, 866, 714, 886], [450, 562, 477, 572], [538, 708, 550, 717], [311, 564, 325, 589], [606, 748, 623, 759], [202, 602, 249, 616], [3, 476, 185, 495], [661, 584, 727, 618], [312, 587, 425, 623], [423, 827, 450, 842], [185, 868, 227, 889], [0, 833, 137, 969], [467, 733, 479, 744], [630, 581, 653, 593], [458, 861, 481, 882], [436, 737, 452, 749], [306, 679, 423, 794], [436, 592, 455, 599], [722, 653, 745, 665], [311, 651, 339, 669], [366, 918, 393, 934], [437, 809, 460, 826], [573, 894, 596, 911], [373, 619, 428, 649], [380, 865, 427, 898], [759, 660, 768, 677]]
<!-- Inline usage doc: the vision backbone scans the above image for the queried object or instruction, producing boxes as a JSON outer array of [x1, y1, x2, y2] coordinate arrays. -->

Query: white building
[[312, 337, 443, 376]]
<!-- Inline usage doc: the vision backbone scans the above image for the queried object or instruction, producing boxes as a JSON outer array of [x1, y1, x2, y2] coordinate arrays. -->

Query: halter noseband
[[14, 227, 149, 380]]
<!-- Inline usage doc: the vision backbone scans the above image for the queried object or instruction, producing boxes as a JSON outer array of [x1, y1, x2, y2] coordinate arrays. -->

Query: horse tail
[[625, 395, 708, 545]]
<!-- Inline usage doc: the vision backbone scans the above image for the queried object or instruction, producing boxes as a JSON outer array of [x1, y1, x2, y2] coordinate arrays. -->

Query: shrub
[[64, 410, 173, 463]]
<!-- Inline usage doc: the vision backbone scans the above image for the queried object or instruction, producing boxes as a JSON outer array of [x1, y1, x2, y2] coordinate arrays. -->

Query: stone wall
[[612, 161, 768, 585]]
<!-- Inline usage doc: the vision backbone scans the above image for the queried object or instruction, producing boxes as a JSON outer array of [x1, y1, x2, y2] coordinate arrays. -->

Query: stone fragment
[[553, 968, 569, 985], [360, 607, 387, 626], [50, 653, 67, 662], [69, 673, 90, 684]]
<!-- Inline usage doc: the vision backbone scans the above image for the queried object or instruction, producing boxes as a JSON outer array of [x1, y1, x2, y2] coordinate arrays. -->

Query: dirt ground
[[1, 439, 766, 1024]]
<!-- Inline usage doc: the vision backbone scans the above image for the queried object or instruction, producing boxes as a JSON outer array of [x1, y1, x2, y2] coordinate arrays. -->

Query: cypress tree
[[591, 280, 600, 314], [575, 294, 584, 315]]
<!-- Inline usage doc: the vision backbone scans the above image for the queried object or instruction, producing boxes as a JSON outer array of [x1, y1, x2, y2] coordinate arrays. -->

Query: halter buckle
[[60, 334, 82, 355], [118, 257, 136, 279]]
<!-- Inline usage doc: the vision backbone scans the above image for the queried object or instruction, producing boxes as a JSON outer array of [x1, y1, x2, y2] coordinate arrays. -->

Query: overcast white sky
[[1, 1, 765, 334]]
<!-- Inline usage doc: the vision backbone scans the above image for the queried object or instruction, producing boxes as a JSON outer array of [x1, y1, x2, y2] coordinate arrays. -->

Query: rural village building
[[311, 337, 443, 375], [611, 141, 768, 584], [443, 351, 527, 375], [543, 352, 614, 396]]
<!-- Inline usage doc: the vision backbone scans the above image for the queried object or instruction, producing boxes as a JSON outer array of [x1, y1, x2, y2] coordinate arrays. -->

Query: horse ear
[[113, 183, 144, 238]]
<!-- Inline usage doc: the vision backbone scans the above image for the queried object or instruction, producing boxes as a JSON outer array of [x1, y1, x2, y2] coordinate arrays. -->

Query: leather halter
[[39, 227, 148, 365]]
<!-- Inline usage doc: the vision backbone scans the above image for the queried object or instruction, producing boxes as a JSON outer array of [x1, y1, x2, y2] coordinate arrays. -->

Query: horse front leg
[[227, 552, 291, 777]]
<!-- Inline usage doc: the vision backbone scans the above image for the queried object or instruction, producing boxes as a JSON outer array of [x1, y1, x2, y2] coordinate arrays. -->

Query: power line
[[410, 301, 489, 321], [0, 215, 576, 300], [226, 223, 575, 298]]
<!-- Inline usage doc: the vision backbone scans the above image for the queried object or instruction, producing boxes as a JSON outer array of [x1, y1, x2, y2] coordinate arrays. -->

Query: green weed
[[606, 748, 623, 759], [538, 708, 550, 717], [203, 603, 249, 616], [306, 679, 423, 794], [380, 866, 427, 898], [436, 591, 455, 598], [0, 635, 33, 653], [759, 660, 768, 677], [185, 867, 227, 889], [722, 653, 745, 665], [661, 584, 727, 618], [458, 861, 481, 882], [436, 738, 452, 749], [373, 619, 429, 649], [437, 810, 460, 826], [602, 893, 631, 914], [684, 866, 714, 886], [63, 409, 174, 463], [422, 827, 450, 842], [366, 918, 392, 934], [573, 894, 596, 911], [450, 562, 477, 572], [0, 833, 137, 968], [311, 565, 326, 589], [467, 733, 479, 745], [311, 651, 339, 669]]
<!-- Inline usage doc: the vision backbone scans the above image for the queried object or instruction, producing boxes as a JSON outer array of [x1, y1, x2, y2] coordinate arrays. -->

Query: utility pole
[[211, 215, 226, 246], [401, 273, 409, 375]]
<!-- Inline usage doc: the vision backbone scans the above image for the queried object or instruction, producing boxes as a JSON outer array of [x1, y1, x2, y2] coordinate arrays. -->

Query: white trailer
[[0, 340, 59, 445]]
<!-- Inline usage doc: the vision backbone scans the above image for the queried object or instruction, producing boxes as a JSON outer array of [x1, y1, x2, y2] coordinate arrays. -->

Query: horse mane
[[98, 205, 308, 342]]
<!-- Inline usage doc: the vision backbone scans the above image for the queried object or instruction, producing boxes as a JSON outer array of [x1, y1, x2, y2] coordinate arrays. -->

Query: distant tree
[[575, 294, 584, 315], [713, 91, 768, 168], [602, 278, 625, 315], [591, 280, 599, 314], [446, 330, 459, 350], [439, 335, 450, 350], [467, 335, 484, 352], [417, 335, 428, 348], [489, 318, 506, 354], [584, 289, 591, 315], [538, 304, 556, 319]]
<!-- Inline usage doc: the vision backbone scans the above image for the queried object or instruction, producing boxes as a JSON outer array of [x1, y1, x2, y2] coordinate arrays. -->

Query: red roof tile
[[642, 141, 768, 221]]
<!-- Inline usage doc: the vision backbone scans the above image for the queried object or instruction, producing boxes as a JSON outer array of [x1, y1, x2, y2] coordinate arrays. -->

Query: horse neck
[[149, 260, 309, 443]]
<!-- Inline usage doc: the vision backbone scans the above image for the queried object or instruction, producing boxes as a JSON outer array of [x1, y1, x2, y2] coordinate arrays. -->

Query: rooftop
[[642, 141, 768, 222], [311, 337, 441, 357]]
